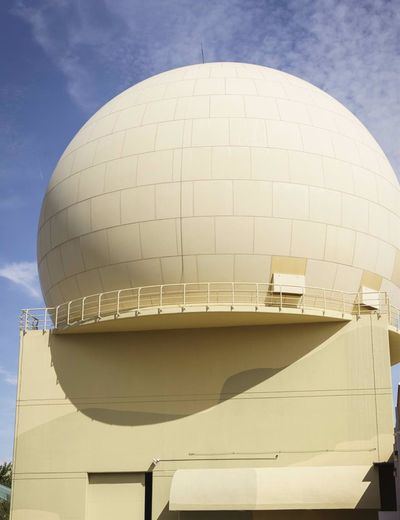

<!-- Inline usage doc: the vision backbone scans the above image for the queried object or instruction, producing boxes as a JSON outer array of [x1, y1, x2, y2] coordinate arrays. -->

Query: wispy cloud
[[0, 86, 31, 177], [12, 0, 125, 111], [12, 0, 400, 174], [247, 0, 400, 174], [0, 261, 41, 298], [0, 195, 24, 211], [0, 368, 17, 386], [12, 0, 264, 109]]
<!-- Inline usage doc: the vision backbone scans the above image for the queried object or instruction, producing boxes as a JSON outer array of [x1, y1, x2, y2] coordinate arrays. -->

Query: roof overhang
[[169, 466, 379, 511]]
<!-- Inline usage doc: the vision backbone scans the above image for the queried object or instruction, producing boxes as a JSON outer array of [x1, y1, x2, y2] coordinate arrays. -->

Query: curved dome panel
[[37, 62, 400, 307]]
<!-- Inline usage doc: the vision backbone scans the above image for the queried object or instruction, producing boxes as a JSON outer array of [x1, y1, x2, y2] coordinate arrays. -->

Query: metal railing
[[19, 282, 394, 332]]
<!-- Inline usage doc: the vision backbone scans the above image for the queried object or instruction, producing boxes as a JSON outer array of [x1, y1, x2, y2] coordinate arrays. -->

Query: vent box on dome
[[360, 286, 381, 310], [272, 274, 305, 295]]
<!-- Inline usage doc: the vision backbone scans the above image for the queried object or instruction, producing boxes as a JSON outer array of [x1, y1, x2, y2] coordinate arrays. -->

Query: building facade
[[11, 62, 400, 519]]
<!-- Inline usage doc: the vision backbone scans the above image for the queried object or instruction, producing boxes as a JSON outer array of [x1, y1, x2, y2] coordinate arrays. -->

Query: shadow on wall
[[75, 368, 282, 425], [49, 321, 346, 427]]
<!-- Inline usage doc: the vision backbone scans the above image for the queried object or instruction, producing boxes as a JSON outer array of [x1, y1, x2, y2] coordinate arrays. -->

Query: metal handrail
[[19, 282, 396, 332]]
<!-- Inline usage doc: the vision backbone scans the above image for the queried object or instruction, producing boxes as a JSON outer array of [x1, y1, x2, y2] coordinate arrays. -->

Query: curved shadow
[[49, 321, 346, 426], [82, 409, 184, 426], [219, 368, 283, 403], [77, 369, 283, 426]]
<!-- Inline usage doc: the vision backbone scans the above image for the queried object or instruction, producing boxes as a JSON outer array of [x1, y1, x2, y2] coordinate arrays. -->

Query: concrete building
[[11, 62, 400, 519]]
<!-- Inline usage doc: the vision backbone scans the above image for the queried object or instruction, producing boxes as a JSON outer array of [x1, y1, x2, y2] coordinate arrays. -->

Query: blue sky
[[0, 0, 399, 462]]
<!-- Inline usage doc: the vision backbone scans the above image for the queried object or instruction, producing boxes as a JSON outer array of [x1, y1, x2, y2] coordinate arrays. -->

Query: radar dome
[[38, 62, 400, 307]]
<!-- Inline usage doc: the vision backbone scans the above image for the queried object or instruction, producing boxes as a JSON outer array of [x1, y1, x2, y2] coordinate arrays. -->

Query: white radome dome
[[38, 62, 400, 307]]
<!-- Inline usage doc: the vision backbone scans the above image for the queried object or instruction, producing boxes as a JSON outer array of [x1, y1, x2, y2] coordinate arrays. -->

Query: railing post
[[232, 282, 235, 305], [98, 294, 102, 319], [183, 284, 186, 306], [55, 306, 59, 329], [207, 283, 210, 305], [138, 288, 141, 311], [67, 301, 71, 325], [280, 286, 282, 310], [379, 291, 390, 324], [81, 297, 86, 321], [116, 291, 121, 316], [256, 283, 259, 306], [160, 285, 163, 307]]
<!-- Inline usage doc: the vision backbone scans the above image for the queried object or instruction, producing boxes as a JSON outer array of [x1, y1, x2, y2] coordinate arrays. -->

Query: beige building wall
[[11, 314, 394, 519]]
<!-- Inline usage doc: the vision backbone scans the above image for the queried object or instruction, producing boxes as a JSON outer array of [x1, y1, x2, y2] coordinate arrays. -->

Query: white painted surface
[[170, 466, 377, 510], [37, 63, 400, 307]]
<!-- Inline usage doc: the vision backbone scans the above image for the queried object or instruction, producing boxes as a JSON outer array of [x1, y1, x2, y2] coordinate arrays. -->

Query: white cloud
[[0, 195, 24, 211], [12, 0, 400, 174], [0, 261, 41, 298], [0, 367, 17, 386], [12, 0, 104, 111], [247, 0, 400, 174]]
